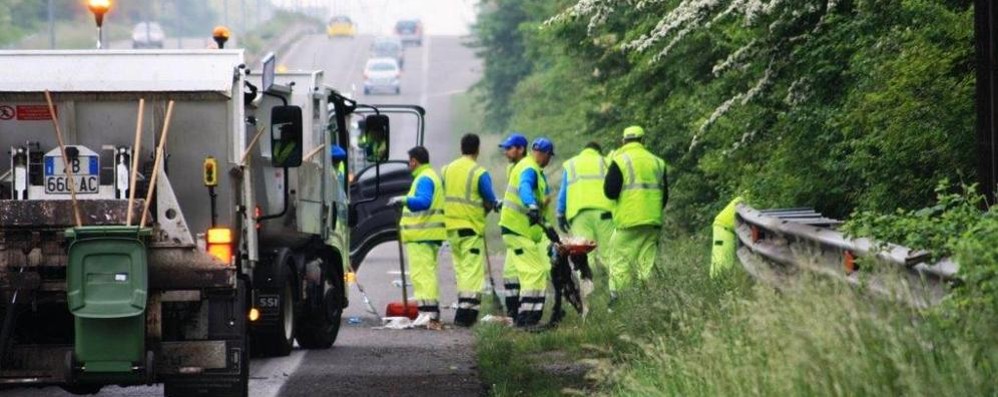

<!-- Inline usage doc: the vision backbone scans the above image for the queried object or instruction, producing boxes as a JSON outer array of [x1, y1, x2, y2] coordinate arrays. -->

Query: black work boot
[[454, 295, 481, 327]]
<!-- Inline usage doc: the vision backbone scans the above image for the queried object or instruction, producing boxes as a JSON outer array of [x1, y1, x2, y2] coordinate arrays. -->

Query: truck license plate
[[44, 153, 99, 195]]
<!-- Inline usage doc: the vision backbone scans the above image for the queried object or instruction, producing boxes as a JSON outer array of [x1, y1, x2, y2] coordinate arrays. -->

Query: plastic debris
[[348, 316, 362, 325]]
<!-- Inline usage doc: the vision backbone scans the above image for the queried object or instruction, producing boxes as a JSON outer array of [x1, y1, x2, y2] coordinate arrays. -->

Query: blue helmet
[[532, 137, 555, 156], [330, 145, 347, 161], [498, 132, 528, 149]]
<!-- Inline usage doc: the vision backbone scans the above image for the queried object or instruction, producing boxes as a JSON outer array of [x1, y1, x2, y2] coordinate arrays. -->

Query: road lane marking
[[420, 36, 432, 108]]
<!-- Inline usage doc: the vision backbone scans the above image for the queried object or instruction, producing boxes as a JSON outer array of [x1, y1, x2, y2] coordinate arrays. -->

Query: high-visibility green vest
[[399, 165, 446, 242], [441, 156, 487, 234], [499, 157, 547, 242], [611, 142, 666, 228], [563, 148, 614, 221]]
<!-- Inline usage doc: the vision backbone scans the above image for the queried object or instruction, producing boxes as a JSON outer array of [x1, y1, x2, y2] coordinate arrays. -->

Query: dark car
[[394, 19, 423, 47], [370, 37, 405, 69]]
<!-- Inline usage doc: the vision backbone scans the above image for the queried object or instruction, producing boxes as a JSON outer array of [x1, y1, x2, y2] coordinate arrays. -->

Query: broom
[[385, 206, 417, 319]]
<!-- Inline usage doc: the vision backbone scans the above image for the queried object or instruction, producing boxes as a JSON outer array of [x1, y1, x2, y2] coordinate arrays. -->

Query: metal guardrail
[[734, 204, 960, 308]]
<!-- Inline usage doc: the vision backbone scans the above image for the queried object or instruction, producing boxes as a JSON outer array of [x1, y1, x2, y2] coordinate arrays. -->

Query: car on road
[[132, 21, 165, 48], [327, 16, 356, 38], [395, 19, 424, 47], [363, 57, 401, 95], [370, 36, 405, 69]]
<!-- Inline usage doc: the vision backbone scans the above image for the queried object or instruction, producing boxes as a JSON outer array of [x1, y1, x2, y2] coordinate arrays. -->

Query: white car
[[132, 22, 165, 49], [363, 58, 401, 95]]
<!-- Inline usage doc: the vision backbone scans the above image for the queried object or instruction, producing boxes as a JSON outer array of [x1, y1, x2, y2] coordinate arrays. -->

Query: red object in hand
[[559, 237, 597, 256], [385, 301, 418, 319]]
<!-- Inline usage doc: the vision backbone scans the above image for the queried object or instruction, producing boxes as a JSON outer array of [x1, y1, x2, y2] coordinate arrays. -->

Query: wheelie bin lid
[[66, 226, 152, 319]]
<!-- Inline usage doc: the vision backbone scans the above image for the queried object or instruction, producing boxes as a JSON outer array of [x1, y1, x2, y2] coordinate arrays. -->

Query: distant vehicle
[[327, 16, 356, 38], [370, 36, 404, 69], [132, 22, 165, 49], [395, 19, 423, 47], [363, 58, 401, 95]]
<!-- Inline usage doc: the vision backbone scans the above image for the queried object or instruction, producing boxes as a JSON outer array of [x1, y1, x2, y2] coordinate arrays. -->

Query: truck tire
[[253, 252, 296, 357], [296, 255, 344, 349]]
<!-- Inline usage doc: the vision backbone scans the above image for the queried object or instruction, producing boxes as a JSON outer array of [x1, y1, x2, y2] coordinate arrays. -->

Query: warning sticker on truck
[[0, 104, 56, 121]]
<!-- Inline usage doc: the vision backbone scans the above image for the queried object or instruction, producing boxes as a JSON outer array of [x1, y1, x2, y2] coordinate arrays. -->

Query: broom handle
[[44, 91, 82, 228], [140, 101, 175, 228], [126, 98, 145, 226], [396, 208, 410, 315]]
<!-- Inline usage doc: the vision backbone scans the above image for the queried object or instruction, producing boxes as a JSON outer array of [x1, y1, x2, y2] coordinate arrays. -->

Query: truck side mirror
[[271, 105, 303, 168], [362, 114, 390, 163]]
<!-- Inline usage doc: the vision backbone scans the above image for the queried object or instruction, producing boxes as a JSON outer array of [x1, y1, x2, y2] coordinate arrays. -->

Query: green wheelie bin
[[65, 226, 151, 377]]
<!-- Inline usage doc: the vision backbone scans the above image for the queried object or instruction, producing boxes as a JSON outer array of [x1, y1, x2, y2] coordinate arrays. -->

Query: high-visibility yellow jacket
[[610, 142, 667, 228], [499, 157, 547, 242], [441, 156, 487, 234], [399, 165, 446, 242], [562, 148, 614, 221]]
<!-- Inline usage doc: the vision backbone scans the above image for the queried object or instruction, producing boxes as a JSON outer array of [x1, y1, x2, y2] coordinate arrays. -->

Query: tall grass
[[476, 234, 998, 396]]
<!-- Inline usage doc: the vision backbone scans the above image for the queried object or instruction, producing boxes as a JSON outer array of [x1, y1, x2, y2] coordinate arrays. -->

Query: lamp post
[[87, 0, 112, 49]]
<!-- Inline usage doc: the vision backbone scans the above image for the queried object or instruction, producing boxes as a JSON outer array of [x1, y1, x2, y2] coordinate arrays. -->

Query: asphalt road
[[0, 34, 486, 397]]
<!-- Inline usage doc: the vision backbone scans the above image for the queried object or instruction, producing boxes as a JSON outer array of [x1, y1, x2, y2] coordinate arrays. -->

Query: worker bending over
[[603, 126, 668, 300], [388, 147, 446, 329], [442, 134, 500, 326], [499, 137, 555, 327], [557, 141, 615, 278], [497, 133, 529, 319]]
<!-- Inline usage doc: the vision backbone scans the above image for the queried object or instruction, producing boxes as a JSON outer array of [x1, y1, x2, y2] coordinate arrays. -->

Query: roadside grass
[[475, 233, 998, 396]]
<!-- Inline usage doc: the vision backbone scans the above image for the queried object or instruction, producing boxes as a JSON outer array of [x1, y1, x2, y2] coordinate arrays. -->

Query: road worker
[[603, 126, 668, 300], [499, 137, 555, 327], [442, 133, 501, 326], [710, 196, 744, 278], [556, 141, 614, 276], [387, 146, 446, 329], [496, 132, 528, 319], [330, 145, 347, 183]]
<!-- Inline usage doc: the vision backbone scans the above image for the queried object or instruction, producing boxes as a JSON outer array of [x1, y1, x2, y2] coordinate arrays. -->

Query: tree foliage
[[473, 0, 975, 230]]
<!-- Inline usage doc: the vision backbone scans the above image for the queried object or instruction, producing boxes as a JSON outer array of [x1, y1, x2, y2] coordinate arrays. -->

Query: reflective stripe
[[503, 200, 529, 214], [623, 182, 661, 191], [458, 292, 481, 299], [403, 209, 444, 218], [401, 222, 447, 230], [504, 289, 520, 297], [566, 158, 607, 185], [416, 299, 439, 307], [445, 196, 480, 205], [465, 166, 482, 201], [621, 154, 637, 185], [506, 185, 518, 195], [458, 302, 481, 310], [518, 302, 544, 312], [503, 278, 519, 285]]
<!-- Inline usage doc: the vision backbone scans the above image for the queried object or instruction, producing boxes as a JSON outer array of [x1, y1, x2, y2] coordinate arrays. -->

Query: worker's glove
[[527, 205, 541, 226], [557, 215, 570, 233], [493, 200, 504, 213], [387, 196, 407, 208]]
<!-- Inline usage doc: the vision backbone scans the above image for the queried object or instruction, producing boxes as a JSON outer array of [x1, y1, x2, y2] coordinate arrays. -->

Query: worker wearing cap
[[710, 196, 744, 278], [556, 141, 614, 277], [442, 133, 501, 326], [496, 132, 529, 319], [330, 145, 347, 184], [499, 137, 555, 327], [603, 126, 668, 298], [387, 146, 446, 329]]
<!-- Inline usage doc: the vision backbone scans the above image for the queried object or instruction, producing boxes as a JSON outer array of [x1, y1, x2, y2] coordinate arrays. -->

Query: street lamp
[[87, 0, 112, 49]]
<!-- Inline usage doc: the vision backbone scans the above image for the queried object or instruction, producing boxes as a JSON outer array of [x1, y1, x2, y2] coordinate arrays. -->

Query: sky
[[272, 0, 479, 36]]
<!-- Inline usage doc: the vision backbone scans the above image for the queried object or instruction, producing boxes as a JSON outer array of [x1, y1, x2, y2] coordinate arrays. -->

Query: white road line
[[250, 350, 308, 397], [420, 36, 432, 108]]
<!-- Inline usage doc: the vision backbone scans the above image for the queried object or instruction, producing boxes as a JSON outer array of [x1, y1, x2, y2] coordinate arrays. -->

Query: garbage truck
[[0, 48, 352, 396]]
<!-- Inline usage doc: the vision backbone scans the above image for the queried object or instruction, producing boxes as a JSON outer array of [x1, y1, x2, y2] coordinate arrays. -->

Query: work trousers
[[607, 226, 661, 293], [710, 225, 738, 278], [406, 242, 441, 320], [447, 229, 485, 326], [570, 209, 614, 272], [502, 233, 549, 326]]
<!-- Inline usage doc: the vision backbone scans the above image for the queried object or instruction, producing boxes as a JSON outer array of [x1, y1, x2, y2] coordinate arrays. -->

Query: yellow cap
[[623, 125, 645, 139]]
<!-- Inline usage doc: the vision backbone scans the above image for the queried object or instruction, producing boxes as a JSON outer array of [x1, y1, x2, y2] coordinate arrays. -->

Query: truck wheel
[[256, 281, 295, 356], [296, 257, 344, 349]]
